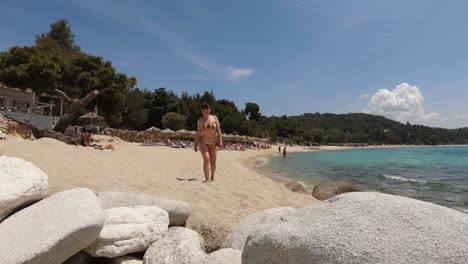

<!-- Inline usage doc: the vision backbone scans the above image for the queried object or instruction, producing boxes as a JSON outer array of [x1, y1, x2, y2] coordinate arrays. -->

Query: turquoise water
[[260, 146, 468, 212]]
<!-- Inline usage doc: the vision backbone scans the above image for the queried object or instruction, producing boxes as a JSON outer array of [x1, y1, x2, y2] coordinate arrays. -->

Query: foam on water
[[383, 174, 427, 183]]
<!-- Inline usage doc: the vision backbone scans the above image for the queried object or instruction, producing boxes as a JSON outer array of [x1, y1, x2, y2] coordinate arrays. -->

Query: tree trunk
[[52, 86, 112, 133]]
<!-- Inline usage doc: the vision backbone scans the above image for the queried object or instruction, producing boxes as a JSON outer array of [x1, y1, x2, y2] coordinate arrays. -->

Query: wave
[[383, 174, 427, 183], [255, 157, 269, 167]]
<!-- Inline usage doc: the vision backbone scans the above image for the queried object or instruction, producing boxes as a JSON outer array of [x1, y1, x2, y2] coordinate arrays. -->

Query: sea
[[256, 146, 468, 213]]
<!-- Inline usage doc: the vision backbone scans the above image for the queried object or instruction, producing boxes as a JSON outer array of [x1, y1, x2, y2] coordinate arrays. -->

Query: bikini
[[200, 119, 217, 145]]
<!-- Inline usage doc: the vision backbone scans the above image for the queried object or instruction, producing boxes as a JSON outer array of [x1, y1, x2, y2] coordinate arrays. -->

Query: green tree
[[35, 19, 79, 53], [0, 19, 136, 132], [162, 112, 186, 130], [244, 102, 261, 122]]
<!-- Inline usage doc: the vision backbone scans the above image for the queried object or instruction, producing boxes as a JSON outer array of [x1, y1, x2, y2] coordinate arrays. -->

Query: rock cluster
[[1, 156, 466, 264]]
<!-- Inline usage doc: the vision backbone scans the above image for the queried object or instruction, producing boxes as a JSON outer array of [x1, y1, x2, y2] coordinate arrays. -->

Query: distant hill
[[264, 113, 468, 145]]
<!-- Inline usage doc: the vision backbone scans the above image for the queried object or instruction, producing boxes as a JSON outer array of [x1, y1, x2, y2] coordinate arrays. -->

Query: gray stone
[[112, 256, 143, 264], [0, 131, 6, 139], [0, 188, 104, 264], [243, 192, 468, 264], [222, 207, 295, 251], [86, 206, 169, 258], [204, 248, 242, 264], [0, 156, 48, 221], [63, 251, 94, 264], [311, 180, 362, 200], [98, 191, 191, 226], [284, 181, 307, 193], [143, 227, 206, 264]]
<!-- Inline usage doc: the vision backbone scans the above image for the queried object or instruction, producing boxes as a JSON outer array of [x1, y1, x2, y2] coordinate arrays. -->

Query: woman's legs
[[207, 144, 217, 181], [199, 142, 210, 182]]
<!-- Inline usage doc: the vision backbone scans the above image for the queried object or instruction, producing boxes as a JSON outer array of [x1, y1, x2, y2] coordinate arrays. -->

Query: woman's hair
[[201, 102, 210, 109]]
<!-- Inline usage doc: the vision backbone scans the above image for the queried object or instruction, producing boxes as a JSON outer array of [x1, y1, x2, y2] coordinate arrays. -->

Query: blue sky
[[1, 0, 468, 128]]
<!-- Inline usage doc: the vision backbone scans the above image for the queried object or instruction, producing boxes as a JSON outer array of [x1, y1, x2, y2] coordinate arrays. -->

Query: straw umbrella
[[158, 128, 176, 139], [144, 126, 161, 140], [175, 129, 191, 139], [223, 134, 236, 141], [78, 112, 105, 126]]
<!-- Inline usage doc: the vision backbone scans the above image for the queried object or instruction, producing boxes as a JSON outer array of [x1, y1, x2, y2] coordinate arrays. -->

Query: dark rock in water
[[312, 180, 362, 200], [284, 181, 307, 194]]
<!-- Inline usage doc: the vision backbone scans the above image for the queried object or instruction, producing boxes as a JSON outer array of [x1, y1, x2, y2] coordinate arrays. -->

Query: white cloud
[[453, 114, 468, 119], [364, 83, 440, 124], [225, 67, 254, 80], [188, 74, 210, 81], [360, 93, 370, 100]]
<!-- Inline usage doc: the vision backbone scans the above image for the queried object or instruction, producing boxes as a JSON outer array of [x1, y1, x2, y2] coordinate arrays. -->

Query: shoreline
[[242, 145, 350, 188]]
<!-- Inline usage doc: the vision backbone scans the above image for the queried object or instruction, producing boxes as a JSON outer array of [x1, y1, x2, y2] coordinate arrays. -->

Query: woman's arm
[[195, 119, 201, 152], [215, 116, 223, 147]]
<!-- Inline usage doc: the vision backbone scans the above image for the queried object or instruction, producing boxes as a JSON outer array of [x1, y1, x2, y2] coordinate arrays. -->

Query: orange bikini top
[[201, 122, 217, 131]]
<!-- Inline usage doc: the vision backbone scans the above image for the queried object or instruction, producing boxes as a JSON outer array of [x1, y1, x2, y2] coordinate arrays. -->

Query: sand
[[1, 136, 319, 230]]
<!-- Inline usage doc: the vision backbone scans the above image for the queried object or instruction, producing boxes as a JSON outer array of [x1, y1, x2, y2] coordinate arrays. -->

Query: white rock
[[205, 248, 242, 264], [144, 227, 206, 264], [0, 156, 48, 221], [86, 206, 169, 258], [98, 191, 191, 226], [222, 207, 295, 251], [243, 192, 468, 264], [0, 188, 104, 264]]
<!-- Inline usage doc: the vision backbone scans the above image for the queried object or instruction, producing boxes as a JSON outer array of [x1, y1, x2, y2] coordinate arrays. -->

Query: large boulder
[[0, 156, 48, 221], [143, 227, 206, 264], [86, 206, 169, 258], [311, 180, 361, 200], [222, 207, 295, 251], [243, 192, 468, 264], [205, 248, 242, 264], [0, 188, 104, 264], [98, 191, 191, 227]]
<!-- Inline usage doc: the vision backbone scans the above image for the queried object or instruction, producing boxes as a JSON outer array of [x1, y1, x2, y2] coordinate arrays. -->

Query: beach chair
[[141, 139, 157, 146]]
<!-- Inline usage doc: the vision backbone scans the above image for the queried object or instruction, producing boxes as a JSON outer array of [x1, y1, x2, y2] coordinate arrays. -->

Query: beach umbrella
[[190, 131, 198, 138], [158, 128, 176, 138], [144, 126, 161, 139], [175, 129, 191, 138], [79, 112, 105, 126], [222, 133, 231, 141]]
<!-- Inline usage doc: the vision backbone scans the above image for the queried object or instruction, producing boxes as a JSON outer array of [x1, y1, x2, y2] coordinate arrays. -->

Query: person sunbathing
[[81, 127, 115, 151]]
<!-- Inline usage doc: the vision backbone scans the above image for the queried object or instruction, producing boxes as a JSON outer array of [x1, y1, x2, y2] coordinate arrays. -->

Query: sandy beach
[[1, 136, 319, 231]]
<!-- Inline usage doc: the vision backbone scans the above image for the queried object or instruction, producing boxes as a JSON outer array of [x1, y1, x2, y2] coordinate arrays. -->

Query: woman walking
[[194, 103, 223, 182]]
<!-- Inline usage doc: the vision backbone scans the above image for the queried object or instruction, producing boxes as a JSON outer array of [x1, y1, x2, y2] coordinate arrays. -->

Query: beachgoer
[[81, 126, 94, 147], [283, 146, 287, 158], [278, 146, 281, 153], [81, 126, 115, 151], [194, 102, 223, 182]]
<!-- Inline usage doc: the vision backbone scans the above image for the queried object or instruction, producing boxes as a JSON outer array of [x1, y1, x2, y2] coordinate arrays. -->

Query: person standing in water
[[283, 146, 287, 158], [194, 102, 223, 182]]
